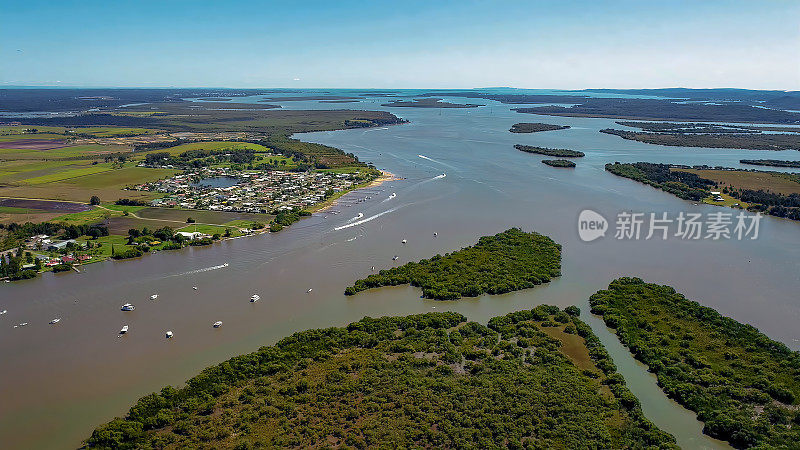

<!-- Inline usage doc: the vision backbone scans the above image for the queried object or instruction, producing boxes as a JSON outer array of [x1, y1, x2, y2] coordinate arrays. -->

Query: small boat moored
[[250, 294, 260, 302], [0, 309, 7, 315], [121, 303, 136, 311], [49, 318, 61, 325], [213, 321, 223, 328], [119, 325, 129, 334], [307, 288, 313, 293], [392, 255, 399, 261], [150, 294, 158, 300], [165, 331, 173, 339], [401, 239, 407, 244], [192, 286, 198, 290]]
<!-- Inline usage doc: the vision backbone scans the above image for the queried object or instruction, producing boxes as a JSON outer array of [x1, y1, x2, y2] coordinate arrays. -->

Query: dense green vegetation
[[514, 98, 800, 124], [542, 159, 576, 168], [381, 98, 482, 108], [599, 128, 800, 151], [590, 278, 800, 448], [514, 144, 584, 157], [87, 308, 675, 449], [606, 163, 800, 220], [740, 159, 800, 168], [509, 122, 570, 133], [345, 228, 561, 300], [269, 208, 312, 232], [729, 188, 800, 220], [605, 162, 716, 201], [615, 121, 762, 134]]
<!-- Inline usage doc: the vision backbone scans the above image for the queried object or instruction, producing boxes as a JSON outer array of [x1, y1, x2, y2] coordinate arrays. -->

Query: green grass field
[[0, 206, 41, 214], [177, 223, 240, 236], [0, 160, 77, 180], [101, 204, 148, 213], [63, 166, 177, 188], [0, 133, 67, 142], [702, 192, 750, 208], [146, 141, 270, 156], [23, 164, 115, 184], [0, 143, 127, 160], [53, 207, 114, 225], [0, 126, 156, 137]]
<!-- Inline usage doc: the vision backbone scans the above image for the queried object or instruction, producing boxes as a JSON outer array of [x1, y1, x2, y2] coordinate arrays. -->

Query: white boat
[[165, 331, 173, 339], [392, 255, 399, 261], [213, 321, 223, 328], [388, 192, 396, 199], [192, 286, 198, 290], [401, 239, 407, 244], [250, 294, 260, 302], [119, 325, 129, 334], [150, 294, 158, 300], [49, 318, 61, 324], [307, 288, 313, 293], [18, 322, 28, 327], [0, 309, 7, 315], [121, 303, 136, 311], [434, 232, 438, 237]]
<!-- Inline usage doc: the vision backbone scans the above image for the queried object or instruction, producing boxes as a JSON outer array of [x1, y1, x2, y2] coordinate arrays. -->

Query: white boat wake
[[418, 154, 457, 169], [335, 206, 400, 231], [348, 212, 364, 222], [169, 262, 229, 277]]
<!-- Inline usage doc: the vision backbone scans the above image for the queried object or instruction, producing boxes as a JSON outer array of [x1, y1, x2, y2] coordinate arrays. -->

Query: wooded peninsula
[[87, 307, 675, 448], [605, 162, 800, 221], [740, 159, 800, 168], [590, 278, 800, 448]]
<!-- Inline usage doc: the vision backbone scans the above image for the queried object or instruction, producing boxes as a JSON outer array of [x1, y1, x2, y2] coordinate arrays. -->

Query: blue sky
[[2, 0, 798, 89]]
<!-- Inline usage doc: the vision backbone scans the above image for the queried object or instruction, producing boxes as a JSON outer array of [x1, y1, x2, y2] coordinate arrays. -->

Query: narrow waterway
[[2, 95, 798, 448]]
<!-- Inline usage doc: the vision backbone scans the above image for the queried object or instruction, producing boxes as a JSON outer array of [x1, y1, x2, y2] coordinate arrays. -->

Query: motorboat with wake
[[49, 318, 61, 325], [250, 294, 260, 302], [121, 303, 136, 311], [119, 325, 129, 334], [213, 321, 223, 328]]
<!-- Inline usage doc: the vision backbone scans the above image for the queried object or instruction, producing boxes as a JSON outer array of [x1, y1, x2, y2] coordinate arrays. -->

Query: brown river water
[[2, 96, 799, 448]]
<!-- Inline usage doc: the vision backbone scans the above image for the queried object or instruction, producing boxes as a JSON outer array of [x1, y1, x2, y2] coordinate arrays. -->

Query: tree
[[90, 196, 101, 205]]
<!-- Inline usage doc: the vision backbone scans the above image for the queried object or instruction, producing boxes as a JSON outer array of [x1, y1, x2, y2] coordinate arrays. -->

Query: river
[[1, 93, 799, 449]]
